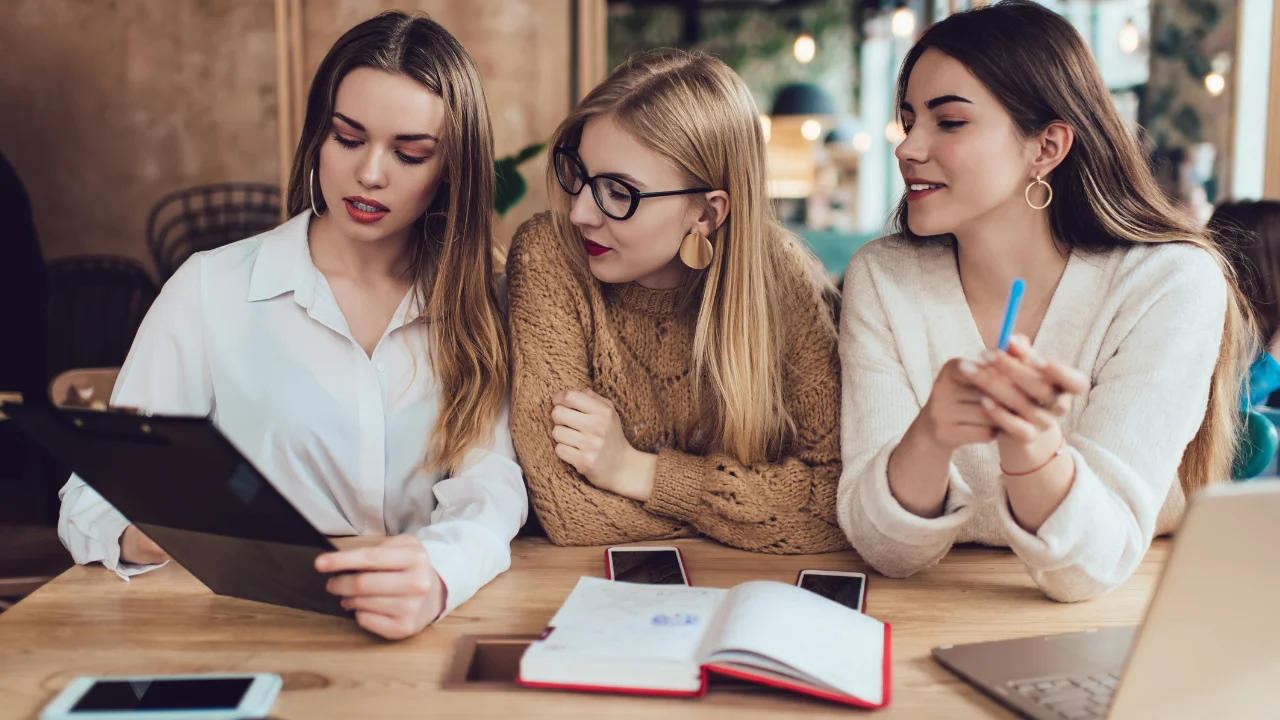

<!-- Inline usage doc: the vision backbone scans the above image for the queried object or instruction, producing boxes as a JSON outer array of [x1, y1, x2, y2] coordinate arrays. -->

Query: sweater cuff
[[860, 443, 974, 546], [644, 448, 706, 523], [997, 447, 1098, 570]]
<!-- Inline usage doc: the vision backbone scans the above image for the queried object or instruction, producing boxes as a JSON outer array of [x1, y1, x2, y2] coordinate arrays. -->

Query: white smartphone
[[606, 545, 690, 585], [795, 569, 868, 613], [41, 673, 282, 720]]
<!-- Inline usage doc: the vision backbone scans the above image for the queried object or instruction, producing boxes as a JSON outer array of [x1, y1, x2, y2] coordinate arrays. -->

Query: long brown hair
[[286, 12, 506, 474], [890, 0, 1254, 494], [546, 48, 835, 465], [1208, 201, 1280, 343]]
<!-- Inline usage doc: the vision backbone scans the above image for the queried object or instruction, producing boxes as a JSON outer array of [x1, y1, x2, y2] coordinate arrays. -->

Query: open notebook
[[518, 577, 891, 708]]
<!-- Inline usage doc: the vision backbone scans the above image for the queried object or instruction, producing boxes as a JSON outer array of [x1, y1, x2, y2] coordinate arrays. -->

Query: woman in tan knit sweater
[[506, 49, 846, 553]]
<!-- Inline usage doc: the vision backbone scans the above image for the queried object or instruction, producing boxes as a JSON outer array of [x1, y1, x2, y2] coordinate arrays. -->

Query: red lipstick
[[584, 239, 611, 257], [343, 195, 390, 224]]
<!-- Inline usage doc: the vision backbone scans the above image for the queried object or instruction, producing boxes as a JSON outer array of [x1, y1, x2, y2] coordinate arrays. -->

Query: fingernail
[[1028, 353, 1047, 368], [981, 397, 995, 409], [980, 350, 998, 364], [959, 360, 979, 376]]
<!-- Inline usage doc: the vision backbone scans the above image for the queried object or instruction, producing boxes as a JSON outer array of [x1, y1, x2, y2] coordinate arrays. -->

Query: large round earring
[[309, 167, 326, 217], [679, 230, 714, 270], [1025, 173, 1052, 210]]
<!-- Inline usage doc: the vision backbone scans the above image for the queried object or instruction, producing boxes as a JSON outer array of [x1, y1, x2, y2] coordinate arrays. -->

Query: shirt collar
[[247, 212, 317, 305], [246, 211, 426, 335]]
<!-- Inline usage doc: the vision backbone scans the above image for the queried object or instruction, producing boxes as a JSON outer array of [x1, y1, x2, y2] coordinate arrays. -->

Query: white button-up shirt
[[57, 212, 527, 615]]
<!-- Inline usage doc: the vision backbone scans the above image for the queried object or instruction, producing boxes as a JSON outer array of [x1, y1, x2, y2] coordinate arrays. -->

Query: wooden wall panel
[[0, 0, 280, 271], [0, 0, 573, 272]]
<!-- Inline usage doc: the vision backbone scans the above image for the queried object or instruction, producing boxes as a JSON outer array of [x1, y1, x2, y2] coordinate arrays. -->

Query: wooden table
[[0, 538, 1166, 719]]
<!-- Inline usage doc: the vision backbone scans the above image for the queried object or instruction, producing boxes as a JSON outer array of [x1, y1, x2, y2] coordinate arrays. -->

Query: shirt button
[[376, 362, 386, 372]]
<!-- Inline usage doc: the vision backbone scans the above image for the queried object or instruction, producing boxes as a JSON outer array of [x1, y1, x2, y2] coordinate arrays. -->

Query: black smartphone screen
[[610, 549, 687, 585], [71, 678, 252, 712], [798, 573, 865, 612]]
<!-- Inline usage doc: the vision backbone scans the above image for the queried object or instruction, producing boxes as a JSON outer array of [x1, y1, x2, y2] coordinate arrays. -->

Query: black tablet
[[3, 401, 350, 618]]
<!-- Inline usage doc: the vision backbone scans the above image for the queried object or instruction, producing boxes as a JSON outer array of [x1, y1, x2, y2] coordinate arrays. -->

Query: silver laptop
[[934, 481, 1280, 719]]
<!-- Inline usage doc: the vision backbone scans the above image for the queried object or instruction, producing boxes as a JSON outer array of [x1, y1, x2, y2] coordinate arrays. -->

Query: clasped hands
[[923, 334, 1089, 468]]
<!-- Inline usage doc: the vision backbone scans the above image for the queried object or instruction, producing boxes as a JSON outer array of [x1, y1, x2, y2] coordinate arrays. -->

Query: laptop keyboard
[[1009, 672, 1118, 719]]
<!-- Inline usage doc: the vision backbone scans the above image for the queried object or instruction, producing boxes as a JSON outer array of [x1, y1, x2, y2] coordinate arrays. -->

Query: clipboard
[[2, 400, 351, 618]]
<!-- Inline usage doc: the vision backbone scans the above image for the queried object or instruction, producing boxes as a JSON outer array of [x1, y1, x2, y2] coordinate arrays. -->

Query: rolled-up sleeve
[[417, 404, 527, 617], [996, 251, 1227, 602], [57, 256, 213, 579]]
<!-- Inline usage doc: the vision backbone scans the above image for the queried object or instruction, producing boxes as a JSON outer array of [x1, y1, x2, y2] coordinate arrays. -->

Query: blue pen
[[996, 278, 1025, 351]]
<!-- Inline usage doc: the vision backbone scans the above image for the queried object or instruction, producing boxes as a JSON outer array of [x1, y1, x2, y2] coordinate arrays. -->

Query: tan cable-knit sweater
[[507, 213, 847, 553]]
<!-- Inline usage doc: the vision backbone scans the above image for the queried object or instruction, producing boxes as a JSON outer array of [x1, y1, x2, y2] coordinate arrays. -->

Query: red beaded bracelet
[[1001, 435, 1067, 477]]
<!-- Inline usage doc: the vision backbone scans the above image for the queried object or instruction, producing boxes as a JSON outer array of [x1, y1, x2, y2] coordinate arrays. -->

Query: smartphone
[[605, 546, 690, 585], [795, 569, 868, 613], [41, 673, 282, 720]]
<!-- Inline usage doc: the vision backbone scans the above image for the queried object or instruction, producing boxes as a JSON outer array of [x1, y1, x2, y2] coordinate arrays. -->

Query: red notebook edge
[[517, 623, 892, 709], [703, 622, 892, 709]]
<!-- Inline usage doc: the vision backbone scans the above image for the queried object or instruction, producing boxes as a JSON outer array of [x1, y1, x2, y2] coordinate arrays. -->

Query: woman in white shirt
[[838, 1, 1253, 601], [58, 11, 525, 639]]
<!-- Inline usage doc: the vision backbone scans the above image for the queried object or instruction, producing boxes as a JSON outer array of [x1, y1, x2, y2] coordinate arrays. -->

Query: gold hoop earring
[[309, 167, 326, 217], [679, 230, 714, 270], [1025, 174, 1052, 210]]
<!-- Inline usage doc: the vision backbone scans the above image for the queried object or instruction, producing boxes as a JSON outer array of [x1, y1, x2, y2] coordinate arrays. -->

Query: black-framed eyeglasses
[[553, 146, 715, 221]]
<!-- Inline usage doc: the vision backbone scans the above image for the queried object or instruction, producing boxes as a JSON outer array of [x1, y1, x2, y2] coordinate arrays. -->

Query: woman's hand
[[551, 388, 657, 502], [888, 358, 1000, 518], [119, 524, 170, 565], [316, 535, 446, 640], [961, 334, 1088, 454], [917, 358, 1002, 450], [962, 334, 1090, 531]]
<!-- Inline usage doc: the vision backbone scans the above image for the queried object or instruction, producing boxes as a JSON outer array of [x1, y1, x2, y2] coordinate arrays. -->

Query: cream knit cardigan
[[837, 236, 1227, 602]]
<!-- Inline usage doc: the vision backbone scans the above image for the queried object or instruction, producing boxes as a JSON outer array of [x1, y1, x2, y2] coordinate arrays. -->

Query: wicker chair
[[45, 256, 158, 381], [147, 182, 281, 281]]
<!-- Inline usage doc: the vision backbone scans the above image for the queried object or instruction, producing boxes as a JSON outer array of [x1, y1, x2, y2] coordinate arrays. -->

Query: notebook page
[[701, 581, 885, 704], [522, 577, 728, 690]]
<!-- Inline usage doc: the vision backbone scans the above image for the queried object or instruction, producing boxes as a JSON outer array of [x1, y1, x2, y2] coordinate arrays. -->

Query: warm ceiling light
[[885, 121, 906, 143], [852, 132, 872, 152], [801, 119, 822, 141], [1204, 72, 1226, 96], [891, 7, 916, 38], [1118, 19, 1140, 54], [793, 33, 816, 64]]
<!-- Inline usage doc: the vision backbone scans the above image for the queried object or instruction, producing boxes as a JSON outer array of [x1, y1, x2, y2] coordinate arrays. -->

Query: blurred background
[[0, 0, 1276, 601], [609, 0, 1277, 273]]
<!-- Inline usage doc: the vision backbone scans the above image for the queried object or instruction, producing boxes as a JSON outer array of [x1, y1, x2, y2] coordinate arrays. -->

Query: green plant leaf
[[1172, 106, 1202, 142], [493, 142, 545, 216], [494, 157, 528, 216], [514, 142, 546, 163]]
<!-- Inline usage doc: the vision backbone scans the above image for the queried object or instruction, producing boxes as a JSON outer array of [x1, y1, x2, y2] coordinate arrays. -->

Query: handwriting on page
[[540, 578, 727, 664], [651, 612, 702, 627]]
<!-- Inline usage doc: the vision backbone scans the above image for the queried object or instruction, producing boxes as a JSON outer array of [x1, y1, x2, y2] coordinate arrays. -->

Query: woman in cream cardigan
[[838, 1, 1252, 602]]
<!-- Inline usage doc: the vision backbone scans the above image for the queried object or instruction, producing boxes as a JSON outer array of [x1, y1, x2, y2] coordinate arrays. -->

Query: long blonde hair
[[891, 1, 1256, 493], [547, 48, 833, 465], [286, 12, 507, 473]]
